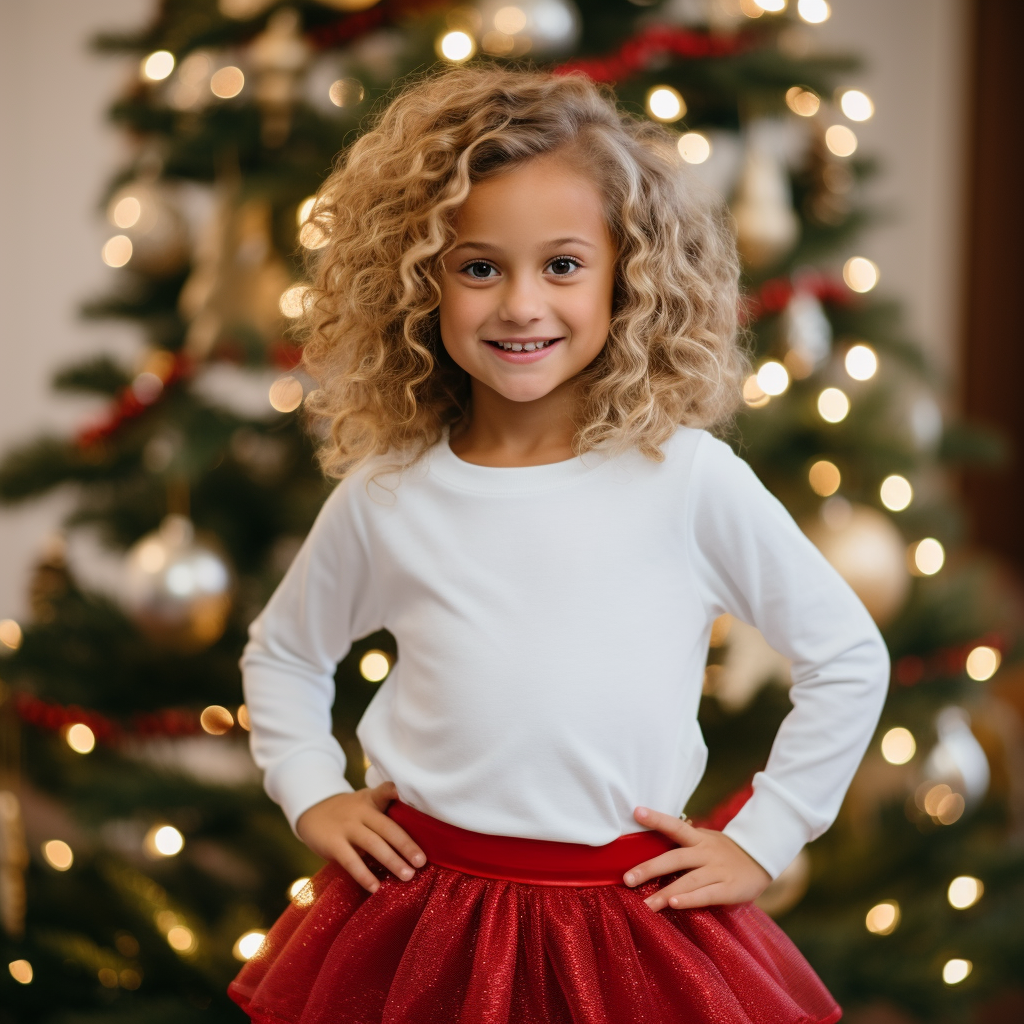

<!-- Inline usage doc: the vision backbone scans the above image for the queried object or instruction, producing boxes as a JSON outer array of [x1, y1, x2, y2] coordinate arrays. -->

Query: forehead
[[453, 153, 611, 247]]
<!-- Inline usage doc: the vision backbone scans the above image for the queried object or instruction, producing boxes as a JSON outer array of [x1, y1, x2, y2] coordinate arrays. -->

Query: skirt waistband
[[385, 797, 679, 887]]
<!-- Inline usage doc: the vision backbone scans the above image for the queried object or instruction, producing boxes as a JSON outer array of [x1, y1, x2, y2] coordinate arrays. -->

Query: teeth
[[494, 339, 553, 351], [524, 342, 536, 351]]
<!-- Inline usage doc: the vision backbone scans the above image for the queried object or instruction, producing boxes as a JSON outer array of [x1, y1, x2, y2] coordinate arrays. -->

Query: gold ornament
[[122, 515, 233, 651], [801, 502, 910, 626], [179, 185, 292, 359], [731, 142, 800, 269], [249, 7, 312, 147], [0, 790, 28, 938]]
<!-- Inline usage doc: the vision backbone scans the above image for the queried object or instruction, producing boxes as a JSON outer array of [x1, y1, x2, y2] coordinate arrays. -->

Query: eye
[[462, 260, 498, 280], [547, 256, 581, 277]]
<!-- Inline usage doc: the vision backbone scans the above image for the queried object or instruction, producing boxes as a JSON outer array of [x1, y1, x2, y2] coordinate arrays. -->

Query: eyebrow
[[449, 236, 598, 253]]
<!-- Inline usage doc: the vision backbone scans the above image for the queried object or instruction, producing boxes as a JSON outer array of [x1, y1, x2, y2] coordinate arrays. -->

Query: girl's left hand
[[623, 806, 772, 912]]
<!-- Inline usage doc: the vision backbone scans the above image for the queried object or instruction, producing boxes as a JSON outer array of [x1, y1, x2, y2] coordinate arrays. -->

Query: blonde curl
[[301, 65, 746, 478]]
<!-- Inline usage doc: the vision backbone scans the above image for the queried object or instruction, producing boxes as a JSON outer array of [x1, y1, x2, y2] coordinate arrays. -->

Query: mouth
[[485, 337, 561, 353]]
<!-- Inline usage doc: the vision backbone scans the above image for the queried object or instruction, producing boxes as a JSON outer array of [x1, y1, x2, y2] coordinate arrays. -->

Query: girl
[[229, 66, 889, 1024]]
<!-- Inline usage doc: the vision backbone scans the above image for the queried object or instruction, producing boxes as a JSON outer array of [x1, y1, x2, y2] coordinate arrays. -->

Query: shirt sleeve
[[686, 432, 890, 880], [240, 477, 383, 833]]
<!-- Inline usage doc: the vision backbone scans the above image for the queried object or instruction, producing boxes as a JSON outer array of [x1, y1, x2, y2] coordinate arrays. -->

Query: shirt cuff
[[263, 749, 355, 834], [720, 776, 814, 880]]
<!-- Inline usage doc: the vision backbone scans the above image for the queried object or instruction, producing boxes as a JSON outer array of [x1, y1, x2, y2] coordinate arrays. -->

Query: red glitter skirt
[[228, 797, 841, 1024]]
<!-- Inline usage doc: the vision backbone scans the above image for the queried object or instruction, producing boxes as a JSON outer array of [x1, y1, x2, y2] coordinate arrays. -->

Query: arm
[[626, 433, 889, 909], [241, 478, 379, 832], [692, 433, 889, 878]]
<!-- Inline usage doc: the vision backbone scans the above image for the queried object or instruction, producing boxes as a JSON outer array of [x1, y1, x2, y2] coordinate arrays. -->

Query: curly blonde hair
[[301, 64, 745, 478]]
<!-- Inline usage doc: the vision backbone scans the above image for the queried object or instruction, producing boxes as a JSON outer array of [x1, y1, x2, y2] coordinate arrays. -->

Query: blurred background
[[0, 1, 1021, 1021]]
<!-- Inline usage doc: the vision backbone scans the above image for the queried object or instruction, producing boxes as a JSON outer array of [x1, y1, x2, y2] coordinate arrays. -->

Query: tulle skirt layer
[[229, 800, 841, 1024]]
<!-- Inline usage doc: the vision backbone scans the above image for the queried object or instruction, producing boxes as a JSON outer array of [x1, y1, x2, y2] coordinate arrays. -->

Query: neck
[[449, 379, 577, 467]]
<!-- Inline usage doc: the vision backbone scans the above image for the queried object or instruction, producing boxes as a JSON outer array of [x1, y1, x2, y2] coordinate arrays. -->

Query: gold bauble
[[801, 502, 911, 627], [731, 144, 800, 269]]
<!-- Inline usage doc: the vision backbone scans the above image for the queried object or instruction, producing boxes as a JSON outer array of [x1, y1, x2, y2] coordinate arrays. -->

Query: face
[[438, 152, 616, 406]]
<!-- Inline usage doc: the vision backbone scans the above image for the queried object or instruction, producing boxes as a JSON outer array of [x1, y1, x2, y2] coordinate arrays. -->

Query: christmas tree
[[1, 1, 1022, 1021]]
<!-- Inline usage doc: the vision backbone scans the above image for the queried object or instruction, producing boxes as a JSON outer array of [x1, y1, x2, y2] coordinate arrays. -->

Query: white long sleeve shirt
[[241, 426, 889, 880]]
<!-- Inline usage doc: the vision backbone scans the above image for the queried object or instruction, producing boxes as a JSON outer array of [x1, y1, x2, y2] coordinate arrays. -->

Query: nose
[[497, 272, 545, 327]]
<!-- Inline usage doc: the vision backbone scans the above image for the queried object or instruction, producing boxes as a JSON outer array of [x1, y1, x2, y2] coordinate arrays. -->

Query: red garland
[[893, 632, 1008, 687], [740, 272, 853, 326], [308, 0, 448, 50], [553, 25, 755, 84], [76, 352, 194, 450], [13, 691, 214, 744]]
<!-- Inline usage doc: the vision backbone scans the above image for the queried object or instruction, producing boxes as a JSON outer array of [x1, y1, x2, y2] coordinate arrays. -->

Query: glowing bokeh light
[[808, 460, 841, 497], [102, 235, 133, 268], [328, 78, 364, 107], [756, 361, 789, 396], [817, 388, 850, 423], [647, 86, 685, 122], [879, 474, 912, 511], [912, 538, 945, 576], [494, 6, 527, 33], [943, 959, 972, 985], [844, 256, 879, 293], [844, 343, 878, 380], [234, 930, 266, 961], [141, 51, 175, 82], [677, 132, 711, 164], [8, 960, 33, 984], [880, 727, 915, 765], [200, 705, 234, 735], [965, 646, 1000, 681], [840, 89, 875, 121], [865, 901, 900, 935], [825, 124, 858, 158], [111, 196, 142, 229], [785, 86, 820, 117], [65, 723, 96, 754], [438, 31, 475, 61], [360, 650, 391, 682], [279, 284, 309, 319], [797, 0, 830, 23], [42, 839, 73, 871], [0, 619, 23, 650], [948, 876, 983, 909], [269, 376, 304, 413], [742, 375, 769, 408], [167, 925, 196, 953], [146, 824, 185, 857], [210, 66, 245, 99]]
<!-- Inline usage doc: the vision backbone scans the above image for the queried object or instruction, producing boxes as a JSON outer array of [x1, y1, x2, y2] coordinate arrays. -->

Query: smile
[[485, 338, 560, 352]]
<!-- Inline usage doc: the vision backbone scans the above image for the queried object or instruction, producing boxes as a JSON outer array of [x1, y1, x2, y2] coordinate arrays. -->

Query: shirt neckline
[[428, 427, 610, 494]]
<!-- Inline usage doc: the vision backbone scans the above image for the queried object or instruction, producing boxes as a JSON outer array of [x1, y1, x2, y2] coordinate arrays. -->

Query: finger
[[644, 867, 717, 911], [352, 825, 418, 882], [623, 846, 705, 886], [332, 840, 382, 894], [633, 807, 702, 846], [665, 882, 734, 911], [368, 780, 399, 811], [368, 812, 427, 868]]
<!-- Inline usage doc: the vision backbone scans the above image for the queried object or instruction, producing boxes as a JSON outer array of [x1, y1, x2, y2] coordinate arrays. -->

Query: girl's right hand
[[295, 781, 426, 893]]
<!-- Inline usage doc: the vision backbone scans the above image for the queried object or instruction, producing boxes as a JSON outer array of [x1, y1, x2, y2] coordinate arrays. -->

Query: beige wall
[[0, 0, 972, 619]]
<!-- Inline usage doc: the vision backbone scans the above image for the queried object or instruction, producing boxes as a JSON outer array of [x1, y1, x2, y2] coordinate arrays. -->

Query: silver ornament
[[782, 290, 832, 378], [923, 707, 990, 810], [123, 515, 233, 651]]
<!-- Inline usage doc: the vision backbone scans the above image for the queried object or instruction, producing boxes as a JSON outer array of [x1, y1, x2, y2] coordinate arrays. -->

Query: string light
[[844, 256, 879, 293], [756, 361, 789, 396], [110, 196, 142, 229], [752, 0, 786, 11], [438, 31, 475, 61], [360, 650, 391, 682], [65, 723, 96, 754], [742, 375, 769, 408], [328, 78, 364, 108], [817, 387, 849, 423], [844, 343, 877, 380], [879, 474, 912, 511], [825, 125, 858, 157], [200, 705, 234, 735], [210, 66, 245, 99], [279, 284, 309, 319], [911, 538, 945, 576], [269, 376, 304, 413], [797, 0, 830, 23], [880, 727, 915, 765], [948, 876, 983, 909], [166, 925, 196, 953], [965, 646, 1000, 681], [840, 89, 875, 121], [942, 959, 972, 985], [8, 960, 33, 984], [920, 783, 965, 825], [141, 51, 175, 82], [42, 839, 73, 871], [677, 132, 711, 164], [145, 824, 185, 857], [808, 460, 841, 497], [785, 87, 820, 117], [233, 930, 266, 961], [102, 235, 133, 268], [646, 86, 685, 122], [0, 619, 22, 650], [865, 900, 900, 935]]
